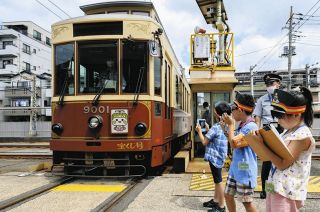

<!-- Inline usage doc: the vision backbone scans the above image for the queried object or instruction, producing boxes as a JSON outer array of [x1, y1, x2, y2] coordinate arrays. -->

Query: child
[[222, 92, 258, 212], [196, 101, 231, 212], [251, 87, 315, 212]]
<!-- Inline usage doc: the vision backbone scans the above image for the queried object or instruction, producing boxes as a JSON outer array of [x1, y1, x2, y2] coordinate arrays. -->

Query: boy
[[222, 92, 258, 212], [196, 101, 231, 212]]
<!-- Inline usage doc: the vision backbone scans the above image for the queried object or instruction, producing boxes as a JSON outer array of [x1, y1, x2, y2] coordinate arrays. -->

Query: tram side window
[[54, 43, 75, 96], [78, 41, 118, 94], [154, 56, 161, 96], [122, 41, 148, 93]]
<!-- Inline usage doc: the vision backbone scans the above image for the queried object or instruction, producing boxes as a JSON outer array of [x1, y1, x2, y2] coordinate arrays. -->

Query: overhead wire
[[47, 0, 72, 18], [34, 0, 63, 20]]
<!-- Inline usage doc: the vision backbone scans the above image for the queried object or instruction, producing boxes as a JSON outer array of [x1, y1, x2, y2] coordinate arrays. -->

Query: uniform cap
[[263, 73, 282, 85]]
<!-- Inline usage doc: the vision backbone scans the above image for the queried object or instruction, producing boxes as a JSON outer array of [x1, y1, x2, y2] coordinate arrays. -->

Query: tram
[[50, 1, 192, 176]]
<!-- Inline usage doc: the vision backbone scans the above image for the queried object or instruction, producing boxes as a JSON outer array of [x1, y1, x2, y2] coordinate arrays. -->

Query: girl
[[252, 87, 315, 212]]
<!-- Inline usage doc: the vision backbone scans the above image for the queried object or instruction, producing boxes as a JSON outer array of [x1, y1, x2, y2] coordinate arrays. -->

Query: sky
[[1, 0, 320, 75]]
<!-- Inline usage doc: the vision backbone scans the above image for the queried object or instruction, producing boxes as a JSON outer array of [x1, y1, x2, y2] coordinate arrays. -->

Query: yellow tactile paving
[[189, 173, 320, 193], [52, 184, 127, 192], [190, 174, 320, 193]]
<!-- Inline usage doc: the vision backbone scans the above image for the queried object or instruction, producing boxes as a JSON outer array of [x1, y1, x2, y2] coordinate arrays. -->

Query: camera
[[197, 119, 207, 132]]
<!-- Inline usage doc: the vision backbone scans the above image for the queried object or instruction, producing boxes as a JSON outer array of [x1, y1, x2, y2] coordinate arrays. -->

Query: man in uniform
[[252, 73, 282, 199]]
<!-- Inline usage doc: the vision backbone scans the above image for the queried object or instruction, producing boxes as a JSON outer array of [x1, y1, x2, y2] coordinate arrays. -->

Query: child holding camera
[[196, 101, 231, 212], [222, 92, 258, 212]]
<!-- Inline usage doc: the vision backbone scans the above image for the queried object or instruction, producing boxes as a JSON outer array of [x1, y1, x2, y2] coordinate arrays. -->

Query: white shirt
[[269, 125, 315, 200]]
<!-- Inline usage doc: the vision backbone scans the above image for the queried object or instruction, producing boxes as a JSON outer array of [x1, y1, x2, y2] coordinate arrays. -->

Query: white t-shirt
[[269, 125, 315, 200]]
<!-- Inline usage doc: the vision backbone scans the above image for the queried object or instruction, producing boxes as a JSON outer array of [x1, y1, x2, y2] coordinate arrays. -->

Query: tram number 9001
[[83, 106, 108, 114]]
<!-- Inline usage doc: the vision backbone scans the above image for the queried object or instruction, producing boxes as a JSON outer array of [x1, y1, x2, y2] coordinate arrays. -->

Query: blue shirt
[[229, 121, 258, 188], [204, 123, 228, 168], [253, 93, 274, 125]]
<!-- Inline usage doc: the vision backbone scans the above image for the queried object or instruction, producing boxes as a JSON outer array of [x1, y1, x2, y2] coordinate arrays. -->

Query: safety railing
[[190, 32, 234, 69]]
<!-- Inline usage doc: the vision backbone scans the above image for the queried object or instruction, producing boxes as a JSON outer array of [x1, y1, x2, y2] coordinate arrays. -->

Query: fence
[[0, 121, 51, 137]]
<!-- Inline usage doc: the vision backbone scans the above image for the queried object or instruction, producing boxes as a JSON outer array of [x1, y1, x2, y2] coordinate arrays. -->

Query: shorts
[[266, 192, 304, 212], [224, 175, 254, 203], [209, 162, 222, 183]]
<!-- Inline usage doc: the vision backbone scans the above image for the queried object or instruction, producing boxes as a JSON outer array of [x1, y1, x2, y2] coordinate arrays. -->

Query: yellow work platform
[[190, 174, 320, 193]]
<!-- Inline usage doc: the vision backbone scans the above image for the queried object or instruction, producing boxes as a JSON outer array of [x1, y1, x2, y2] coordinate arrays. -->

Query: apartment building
[[0, 21, 52, 121]]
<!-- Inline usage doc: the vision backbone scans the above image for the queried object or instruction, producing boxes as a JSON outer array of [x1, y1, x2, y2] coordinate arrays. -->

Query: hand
[[195, 123, 202, 133], [205, 122, 210, 131], [249, 130, 264, 144], [222, 113, 234, 126]]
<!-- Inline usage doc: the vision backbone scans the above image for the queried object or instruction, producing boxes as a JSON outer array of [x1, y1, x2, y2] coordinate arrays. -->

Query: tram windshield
[[78, 40, 118, 94], [122, 41, 148, 93], [54, 43, 75, 96]]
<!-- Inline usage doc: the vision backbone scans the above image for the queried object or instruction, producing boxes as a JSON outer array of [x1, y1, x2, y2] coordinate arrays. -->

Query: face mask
[[267, 86, 276, 94]]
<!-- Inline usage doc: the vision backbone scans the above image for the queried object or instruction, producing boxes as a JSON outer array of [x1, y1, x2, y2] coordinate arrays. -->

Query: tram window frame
[[54, 42, 75, 96], [167, 64, 171, 119], [77, 40, 119, 95], [121, 40, 149, 95], [164, 60, 168, 118], [154, 56, 162, 96], [131, 11, 150, 17]]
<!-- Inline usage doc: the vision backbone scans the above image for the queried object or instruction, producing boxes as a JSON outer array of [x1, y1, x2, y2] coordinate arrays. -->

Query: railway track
[[0, 175, 140, 212], [0, 176, 73, 211]]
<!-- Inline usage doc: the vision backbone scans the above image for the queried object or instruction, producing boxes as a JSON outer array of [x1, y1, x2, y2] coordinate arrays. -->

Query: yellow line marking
[[52, 184, 127, 192], [190, 175, 320, 193]]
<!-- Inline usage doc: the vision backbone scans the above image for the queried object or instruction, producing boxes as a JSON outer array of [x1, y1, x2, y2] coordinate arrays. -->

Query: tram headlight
[[135, 122, 147, 136], [88, 115, 103, 129], [52, 123, 63, 134]]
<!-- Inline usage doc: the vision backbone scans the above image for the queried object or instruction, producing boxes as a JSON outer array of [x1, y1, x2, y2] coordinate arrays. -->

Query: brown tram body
[[50, 1, 192, 176]]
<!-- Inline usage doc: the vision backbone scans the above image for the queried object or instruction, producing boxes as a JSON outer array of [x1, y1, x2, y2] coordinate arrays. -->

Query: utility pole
[[250, 65, 257, 97], [305, 64, 310, 89], [29, 75, 37, 136], [288, 6, 293, 91]]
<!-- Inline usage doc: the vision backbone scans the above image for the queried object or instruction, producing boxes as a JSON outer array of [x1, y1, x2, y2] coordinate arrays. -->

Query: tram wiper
[[133, 66, 145, 106], [58, 61, 72, 106], [92, 80, 108, 106]]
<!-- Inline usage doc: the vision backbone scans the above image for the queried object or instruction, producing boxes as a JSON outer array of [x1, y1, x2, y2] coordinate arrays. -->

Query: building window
[[46, 37, 51, 46], [23, 62, 31, 72], [33, 30, 42, 41], [108, 11, 128, 14], [33, 66, 36, 71], [122, 41, 148, 93], [22, 44, 31, 54], [2, 41, 13, 49], [33, 49, 36, 54]]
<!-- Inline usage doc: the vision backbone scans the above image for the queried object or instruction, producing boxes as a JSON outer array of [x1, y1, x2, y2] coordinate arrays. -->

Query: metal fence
[[0, 121, 51, 137]]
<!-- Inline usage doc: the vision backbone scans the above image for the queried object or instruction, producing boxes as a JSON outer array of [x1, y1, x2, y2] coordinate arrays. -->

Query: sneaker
[[208, 206, 226, 212], [203, 199, 218, 208], [260, 191, 266, 199]]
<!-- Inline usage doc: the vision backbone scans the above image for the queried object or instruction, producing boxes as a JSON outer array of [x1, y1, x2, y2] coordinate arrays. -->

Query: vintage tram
[[50, 1, 192, 176]]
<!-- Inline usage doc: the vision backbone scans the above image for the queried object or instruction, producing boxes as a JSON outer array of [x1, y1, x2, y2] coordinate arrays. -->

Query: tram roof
[[52, 13, 156, 26], [80, 1, 154, 13]]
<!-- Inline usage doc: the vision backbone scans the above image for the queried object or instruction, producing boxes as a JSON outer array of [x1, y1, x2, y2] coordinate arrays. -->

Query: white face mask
[[267, 85, 276, 94]]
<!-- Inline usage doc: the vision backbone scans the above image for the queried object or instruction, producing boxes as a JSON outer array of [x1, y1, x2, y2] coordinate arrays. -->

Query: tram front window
[[122, 41, 148, 93], [54, 43, 75, 96], [78, 41, 118, 94]]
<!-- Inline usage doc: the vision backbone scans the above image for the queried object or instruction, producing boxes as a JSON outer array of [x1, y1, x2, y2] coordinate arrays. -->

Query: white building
[[0, 21, 51, 78], [0, 21, 52, 122]]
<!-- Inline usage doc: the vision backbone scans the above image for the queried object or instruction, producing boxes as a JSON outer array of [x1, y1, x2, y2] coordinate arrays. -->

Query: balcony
[[3, 108, 41, 116], [5, 87, 41, 98], [0, 64, 18, 75], [0, 44, 18, 58]]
